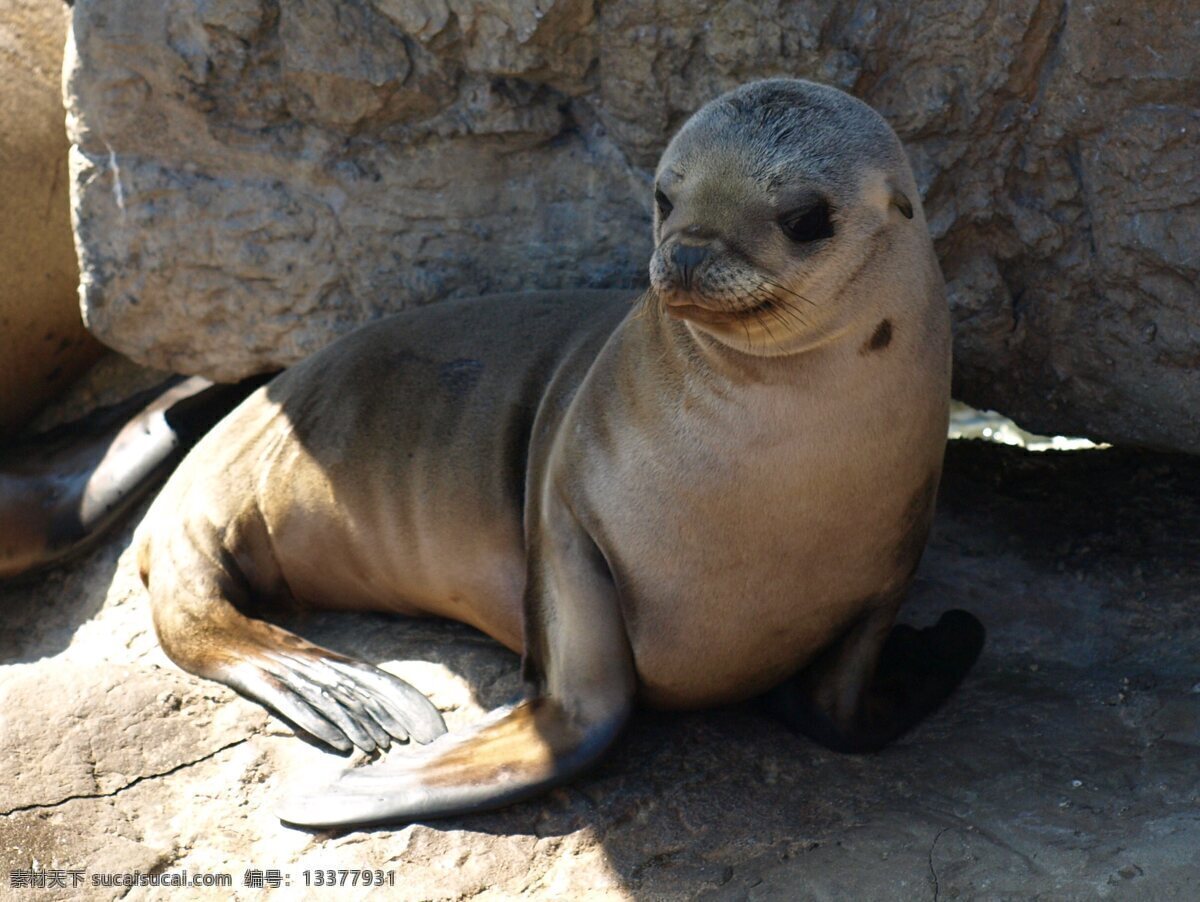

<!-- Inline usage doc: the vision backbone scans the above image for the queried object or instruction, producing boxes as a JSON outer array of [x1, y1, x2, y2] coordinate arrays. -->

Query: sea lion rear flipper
[[0, 374, 268, 580], [764, 606, 985, 753], [277, 490, 636, 828], [277, 696, 625, 828]]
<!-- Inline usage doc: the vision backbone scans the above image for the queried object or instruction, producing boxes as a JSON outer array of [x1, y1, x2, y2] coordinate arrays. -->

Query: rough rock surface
[[0, 0, 101, 432], [2, 420, 1199, 897], [65, 0, 1200, 453]]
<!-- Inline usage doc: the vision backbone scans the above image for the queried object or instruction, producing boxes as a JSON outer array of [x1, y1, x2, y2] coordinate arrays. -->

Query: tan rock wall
[[0, 0, 101, 433], [66, 0, 1200, 450]]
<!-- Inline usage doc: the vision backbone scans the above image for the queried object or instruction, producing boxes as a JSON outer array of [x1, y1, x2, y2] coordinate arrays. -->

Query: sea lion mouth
[[663, 298, 770, 327]]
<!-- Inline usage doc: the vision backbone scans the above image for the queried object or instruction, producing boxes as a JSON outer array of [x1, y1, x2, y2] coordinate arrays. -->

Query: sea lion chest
[[562, 335, 944, 709]]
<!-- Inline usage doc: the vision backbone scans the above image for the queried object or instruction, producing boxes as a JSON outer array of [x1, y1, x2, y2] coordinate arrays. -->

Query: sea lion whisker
[[753, 289, 801, 328], [723, 294, 756, 349], [767, 295, 809, 328], [754, 287, 809, 328], [748, 287, 805, 332], [762, 277, 817, 307], [762, 303, 796, 343], [633, 290, 661, 321], [730, 297, 759, 350], [754, 304, 781, 350]]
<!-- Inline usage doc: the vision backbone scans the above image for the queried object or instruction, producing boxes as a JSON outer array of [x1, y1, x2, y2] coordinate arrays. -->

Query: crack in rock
[[0, 738, 248, 818], [928, 826, 951, 902]]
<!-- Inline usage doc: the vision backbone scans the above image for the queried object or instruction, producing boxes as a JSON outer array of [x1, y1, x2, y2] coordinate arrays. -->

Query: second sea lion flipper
[[0, 374, 269, 580], [763, 605, 985, 753], [277, 488, 636, 828]]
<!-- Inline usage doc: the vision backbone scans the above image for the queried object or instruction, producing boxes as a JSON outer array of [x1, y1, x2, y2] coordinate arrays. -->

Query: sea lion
[[0, 376, 268, 580], [134, 78, 984, 829]]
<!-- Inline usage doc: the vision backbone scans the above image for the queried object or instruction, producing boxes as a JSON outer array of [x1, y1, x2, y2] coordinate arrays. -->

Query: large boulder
[[0, 0, 101, 433], [66, 0, 1199, 451]]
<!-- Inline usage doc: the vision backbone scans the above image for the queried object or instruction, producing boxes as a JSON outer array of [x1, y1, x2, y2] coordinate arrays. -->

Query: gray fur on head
[[658, 79, 908, 203]]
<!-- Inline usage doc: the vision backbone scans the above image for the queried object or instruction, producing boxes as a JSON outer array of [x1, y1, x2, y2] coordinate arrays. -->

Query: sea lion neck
[[632, 288, 840, 390]]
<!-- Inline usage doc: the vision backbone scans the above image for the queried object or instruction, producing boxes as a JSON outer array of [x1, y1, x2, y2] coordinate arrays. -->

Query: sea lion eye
[[780, 200, 834, 243], [655, 188, 674, 220]]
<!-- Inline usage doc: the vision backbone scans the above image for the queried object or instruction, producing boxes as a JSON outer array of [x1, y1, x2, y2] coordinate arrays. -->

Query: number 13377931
[[303, 869, 395, 887]]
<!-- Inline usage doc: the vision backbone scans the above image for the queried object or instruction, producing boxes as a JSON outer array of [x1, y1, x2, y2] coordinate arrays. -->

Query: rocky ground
[[2, 393, 1198, 899]]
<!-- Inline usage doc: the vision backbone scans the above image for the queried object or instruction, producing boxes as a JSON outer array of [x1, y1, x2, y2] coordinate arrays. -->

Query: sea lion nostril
[[672, 244, 709, 288]]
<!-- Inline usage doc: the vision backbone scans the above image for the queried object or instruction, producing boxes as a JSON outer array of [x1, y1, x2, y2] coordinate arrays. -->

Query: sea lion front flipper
[[277, 493, 636, 828], [143, 527, 446, 754], [764, 605, 985, 753], [224, 639, 449, 751]]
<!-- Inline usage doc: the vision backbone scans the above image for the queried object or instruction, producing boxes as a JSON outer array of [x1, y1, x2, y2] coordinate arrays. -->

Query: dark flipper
[[220, 631, 448, 754], [764, 608, 985, 753], [0, 374, 268, 579]]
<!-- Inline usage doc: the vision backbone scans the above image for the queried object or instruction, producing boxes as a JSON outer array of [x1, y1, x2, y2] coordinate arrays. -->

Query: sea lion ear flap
[[890, 188, 914, 220]]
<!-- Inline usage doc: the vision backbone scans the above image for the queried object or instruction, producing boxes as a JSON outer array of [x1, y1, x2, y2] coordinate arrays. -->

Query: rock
[[65, 1, 1199, 452], [0, 0, 101, 433]]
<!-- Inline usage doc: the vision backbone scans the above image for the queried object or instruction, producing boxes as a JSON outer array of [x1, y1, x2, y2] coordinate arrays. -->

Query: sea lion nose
[[672, 243, 709, 289]]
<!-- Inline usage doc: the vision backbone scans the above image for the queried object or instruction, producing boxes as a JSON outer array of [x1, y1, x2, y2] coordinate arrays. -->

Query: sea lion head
[[649, 79, 926, 356]]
